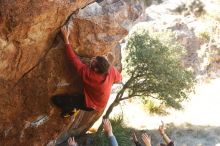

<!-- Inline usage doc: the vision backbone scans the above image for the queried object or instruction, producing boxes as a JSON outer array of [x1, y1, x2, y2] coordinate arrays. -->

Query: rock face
[[0, 0, 141, 145], [143, 0, 220, 80]]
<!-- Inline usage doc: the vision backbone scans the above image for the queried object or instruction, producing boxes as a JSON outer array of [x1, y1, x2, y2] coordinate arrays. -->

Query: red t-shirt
[[66, 44, 122, 111]]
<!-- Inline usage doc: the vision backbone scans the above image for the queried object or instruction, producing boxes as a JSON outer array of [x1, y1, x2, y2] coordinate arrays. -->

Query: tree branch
[[120, 96, 133, 101]]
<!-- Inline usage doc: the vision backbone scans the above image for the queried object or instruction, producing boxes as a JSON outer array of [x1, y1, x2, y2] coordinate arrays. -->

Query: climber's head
[[91, 56, 110, 74]]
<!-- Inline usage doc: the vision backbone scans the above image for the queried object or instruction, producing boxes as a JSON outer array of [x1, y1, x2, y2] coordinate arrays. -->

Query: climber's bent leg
[[51, 94, 93, 117], [65, 94, 94, 111], [61, 94, 94, 118], [51, 94, 73, 109]]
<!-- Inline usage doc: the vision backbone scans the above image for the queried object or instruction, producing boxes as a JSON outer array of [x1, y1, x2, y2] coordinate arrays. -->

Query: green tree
[[104, 31, 195, 118]]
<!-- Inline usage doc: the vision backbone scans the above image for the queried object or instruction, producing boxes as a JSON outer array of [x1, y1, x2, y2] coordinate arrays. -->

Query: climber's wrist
[[64, 37, 69, 44]]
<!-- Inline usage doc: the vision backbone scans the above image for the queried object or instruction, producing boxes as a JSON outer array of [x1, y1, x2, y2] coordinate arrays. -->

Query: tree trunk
[[104, 76, 134, 118], [97, 82, 129, 132], [97, 99, 120, 132], [104, 99, 120, 119]]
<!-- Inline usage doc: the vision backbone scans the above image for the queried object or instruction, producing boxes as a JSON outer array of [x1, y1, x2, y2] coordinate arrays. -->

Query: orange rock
[[0, 0, 141, 145]]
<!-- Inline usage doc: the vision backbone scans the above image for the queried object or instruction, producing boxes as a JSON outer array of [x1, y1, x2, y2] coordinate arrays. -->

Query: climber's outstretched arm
[[61, 26, 70, 44], [61, 26, 85, 75]]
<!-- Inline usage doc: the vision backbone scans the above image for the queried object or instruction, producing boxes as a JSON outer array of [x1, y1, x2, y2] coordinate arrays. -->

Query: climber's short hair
[[95, 56, 110, 74]]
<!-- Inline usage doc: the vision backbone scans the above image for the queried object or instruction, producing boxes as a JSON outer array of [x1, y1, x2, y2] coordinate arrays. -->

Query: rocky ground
[[137, 0, 220, 80]]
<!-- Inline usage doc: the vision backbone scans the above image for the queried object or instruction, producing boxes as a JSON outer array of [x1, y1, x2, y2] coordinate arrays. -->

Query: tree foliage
[[104, 30, 195, 118]]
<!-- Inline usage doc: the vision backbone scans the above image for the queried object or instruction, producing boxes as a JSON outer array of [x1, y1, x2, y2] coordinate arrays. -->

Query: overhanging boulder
[[0, 0, 142, 145]]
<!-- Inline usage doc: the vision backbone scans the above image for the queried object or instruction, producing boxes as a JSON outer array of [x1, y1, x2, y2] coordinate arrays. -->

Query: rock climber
[[52, 25, 122, 117]]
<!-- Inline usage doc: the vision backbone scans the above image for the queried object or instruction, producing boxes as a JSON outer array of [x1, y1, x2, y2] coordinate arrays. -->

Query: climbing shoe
[[61, 110, 74, 118], [61, 109, 79, 118]]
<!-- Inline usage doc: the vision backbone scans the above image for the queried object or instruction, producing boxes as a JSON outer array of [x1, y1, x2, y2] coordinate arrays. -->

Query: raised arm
[[141, 133, 151, 146], [61, 25, 70, 44], [132, 131, 144, 146], [67, 137, 78, 146], [103, 119, 118, 146], [159, 121, 172, 145], [61, 26, 85, 75]]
